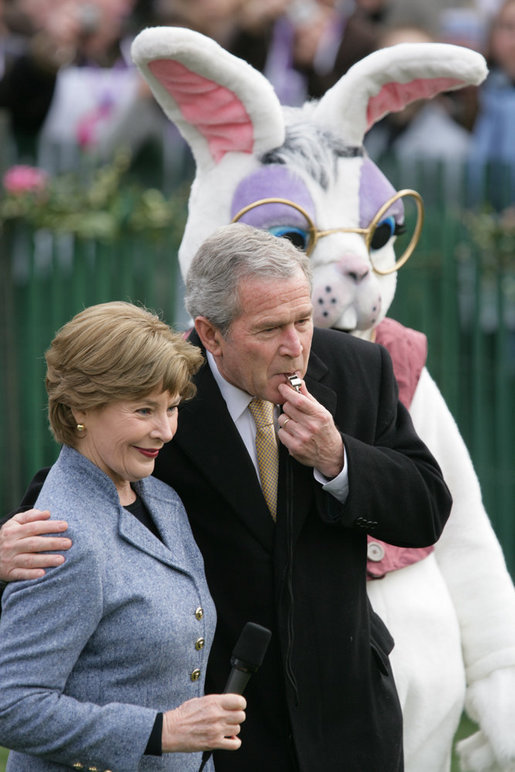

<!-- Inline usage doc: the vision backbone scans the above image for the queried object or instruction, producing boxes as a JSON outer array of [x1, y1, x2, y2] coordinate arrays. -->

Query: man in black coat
[[0, 224, 452, 771]]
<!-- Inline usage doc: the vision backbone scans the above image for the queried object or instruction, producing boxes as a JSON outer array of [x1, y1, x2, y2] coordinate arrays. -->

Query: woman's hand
[[162, 694, 246, 753], [0, 510, 71, 582]]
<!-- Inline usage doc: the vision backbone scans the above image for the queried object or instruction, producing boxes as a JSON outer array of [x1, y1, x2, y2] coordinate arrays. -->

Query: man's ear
[[194, 316, 225, 356]]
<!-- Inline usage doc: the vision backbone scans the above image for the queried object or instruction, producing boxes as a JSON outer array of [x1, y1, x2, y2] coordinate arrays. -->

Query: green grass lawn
[[0, 715, 478, 770], [452, 713, 478, 769]]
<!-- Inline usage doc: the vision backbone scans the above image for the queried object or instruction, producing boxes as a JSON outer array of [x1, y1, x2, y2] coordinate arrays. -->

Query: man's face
[[211, 269, 313, 404]]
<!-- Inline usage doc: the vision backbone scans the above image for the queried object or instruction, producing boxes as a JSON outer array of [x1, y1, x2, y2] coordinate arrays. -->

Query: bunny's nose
[[337, 254, 370, 284]]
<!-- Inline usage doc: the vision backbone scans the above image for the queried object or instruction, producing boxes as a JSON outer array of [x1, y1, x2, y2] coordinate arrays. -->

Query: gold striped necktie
[[248, 398, 278, 520]]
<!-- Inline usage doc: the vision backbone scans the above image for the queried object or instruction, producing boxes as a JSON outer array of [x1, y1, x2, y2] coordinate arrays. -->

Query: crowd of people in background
[[1, 0, 515, 192]]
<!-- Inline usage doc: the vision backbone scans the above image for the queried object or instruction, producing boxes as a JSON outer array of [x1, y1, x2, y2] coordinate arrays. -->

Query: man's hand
[[0, 510, 71, 582], [277, 381, 344, 479]]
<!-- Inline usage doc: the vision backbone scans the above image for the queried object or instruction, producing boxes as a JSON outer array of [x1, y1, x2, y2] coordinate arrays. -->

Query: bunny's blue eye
[[370, 216, 407, 251], [269, 226, 310, 251], [370, 216, 398, 251]]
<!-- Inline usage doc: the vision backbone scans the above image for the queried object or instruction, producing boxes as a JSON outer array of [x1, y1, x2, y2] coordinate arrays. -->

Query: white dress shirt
[[206, 352, 349, 503]]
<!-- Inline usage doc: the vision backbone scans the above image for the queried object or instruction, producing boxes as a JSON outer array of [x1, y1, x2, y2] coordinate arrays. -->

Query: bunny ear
[[131, 26, 285, 170], [313, 42, 488, 146]]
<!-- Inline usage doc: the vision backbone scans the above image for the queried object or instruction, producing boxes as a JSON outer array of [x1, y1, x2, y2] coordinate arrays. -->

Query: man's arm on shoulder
[[0, 467, 71, 584]]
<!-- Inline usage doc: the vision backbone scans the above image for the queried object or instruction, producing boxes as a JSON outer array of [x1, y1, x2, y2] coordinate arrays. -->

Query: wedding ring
[[283, 417, 290, 428]]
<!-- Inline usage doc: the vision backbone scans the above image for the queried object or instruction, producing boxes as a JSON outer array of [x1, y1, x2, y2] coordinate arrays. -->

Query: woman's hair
[[185, 223, 312, 335], [46, 301, 204, 447]]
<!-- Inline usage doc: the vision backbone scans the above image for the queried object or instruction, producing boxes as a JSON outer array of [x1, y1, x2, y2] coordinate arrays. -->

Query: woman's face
[[74, 388, 180, 500]]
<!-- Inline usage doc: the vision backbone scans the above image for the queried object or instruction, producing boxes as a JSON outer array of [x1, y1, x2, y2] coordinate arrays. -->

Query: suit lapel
[[174, 334, 276, 550], [118, 505, 192, 575], [303, 347, 337, 414], [277, 347, 339, 545], [173, 333, 339, 552]]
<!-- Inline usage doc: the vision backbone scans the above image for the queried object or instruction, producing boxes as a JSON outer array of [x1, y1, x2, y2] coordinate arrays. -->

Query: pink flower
[[3, 165, 49, 195]]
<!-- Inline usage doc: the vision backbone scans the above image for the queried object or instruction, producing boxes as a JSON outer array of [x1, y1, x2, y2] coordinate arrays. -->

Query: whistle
[[288, 375, 302, 392]]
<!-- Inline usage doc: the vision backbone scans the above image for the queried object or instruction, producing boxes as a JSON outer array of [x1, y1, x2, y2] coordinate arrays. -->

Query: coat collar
[[54, 446, 196, 576], [174, 331, 339, 551], [119, 478, 195, 576]]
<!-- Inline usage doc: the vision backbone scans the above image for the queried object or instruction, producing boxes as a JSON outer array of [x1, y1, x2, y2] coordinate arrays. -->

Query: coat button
[[195, 607, 204, 620], [190, 668, 201, 681], [367, 541, 385, 562], [195, 637, 205, 650]]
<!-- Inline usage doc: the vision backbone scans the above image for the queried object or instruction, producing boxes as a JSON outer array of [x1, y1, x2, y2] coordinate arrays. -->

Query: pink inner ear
[[366, 77, 463, 129], [149, 59, 254, 163]]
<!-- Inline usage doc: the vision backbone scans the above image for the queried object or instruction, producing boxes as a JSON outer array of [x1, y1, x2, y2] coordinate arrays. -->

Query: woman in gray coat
[[0, 301, 246, 771]]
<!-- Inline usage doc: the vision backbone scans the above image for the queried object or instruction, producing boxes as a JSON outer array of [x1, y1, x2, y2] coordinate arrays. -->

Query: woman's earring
[[76, 424, 85, 433]]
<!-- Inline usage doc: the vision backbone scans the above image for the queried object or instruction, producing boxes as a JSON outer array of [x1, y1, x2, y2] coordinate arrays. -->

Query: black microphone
[[223, 621, 272, 694], [199, 622, 272, 771]]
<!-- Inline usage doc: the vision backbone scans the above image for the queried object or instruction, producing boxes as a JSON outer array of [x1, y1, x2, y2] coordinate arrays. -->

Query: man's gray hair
[[185, 223, 312, 335]]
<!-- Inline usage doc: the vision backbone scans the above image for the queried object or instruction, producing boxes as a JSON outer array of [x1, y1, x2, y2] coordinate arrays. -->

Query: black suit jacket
[[155, 327, 451, 771], [8, 327, 452, 771]]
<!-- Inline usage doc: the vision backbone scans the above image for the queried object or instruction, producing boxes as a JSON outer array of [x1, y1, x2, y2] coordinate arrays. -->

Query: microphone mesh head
[[232, 622, 272, 669]]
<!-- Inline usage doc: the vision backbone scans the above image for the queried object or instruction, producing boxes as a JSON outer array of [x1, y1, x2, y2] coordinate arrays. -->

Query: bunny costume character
[[131, 28, 515, 771]]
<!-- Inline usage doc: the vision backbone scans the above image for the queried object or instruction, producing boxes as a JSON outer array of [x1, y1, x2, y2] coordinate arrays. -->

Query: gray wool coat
[[0, 445, 216, 772]]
